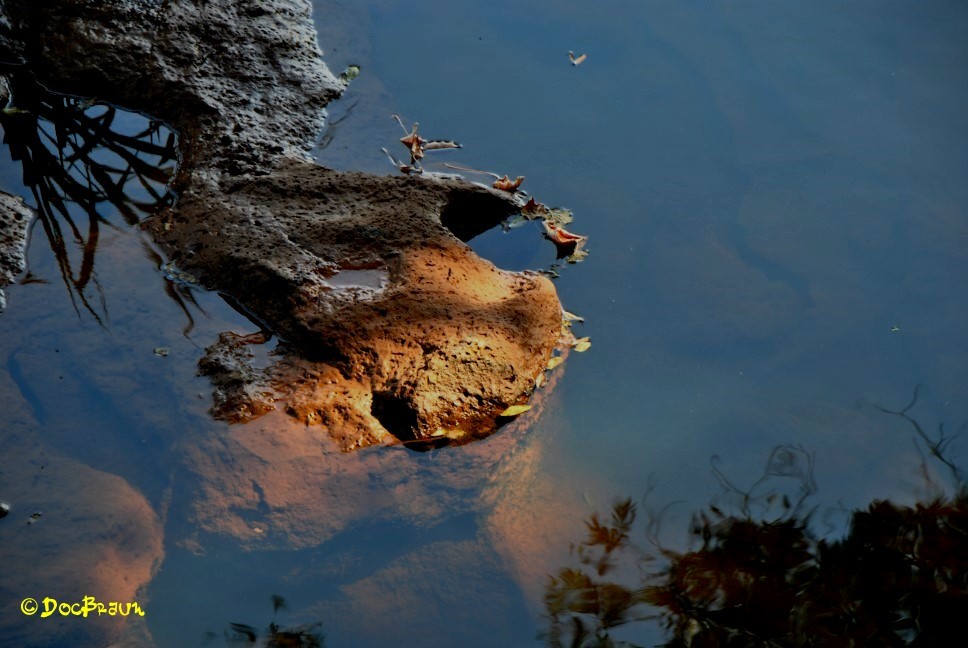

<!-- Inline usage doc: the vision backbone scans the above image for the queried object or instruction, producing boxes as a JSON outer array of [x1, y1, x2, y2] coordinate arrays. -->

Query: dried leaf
[[567, 248, 589, 263], [543, 207, 574, 226], [535, 373, 546, 389], [562, 310, 585, 323], [547, 356, 564, 370], [391, 115, 461, 167], [500, 404, 532, 417], [573, 338, 591, 352], [423, 139, 462, 151], [568, 51, 588, 66], [522, 197, 549, 217], [543, 221, 586, 246], [381, 147, 422, 175], [432, 428, 466, 439], [493, 175, 525, 192]]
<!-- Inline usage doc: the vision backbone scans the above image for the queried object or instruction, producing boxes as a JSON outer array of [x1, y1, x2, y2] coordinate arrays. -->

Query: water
[[2, 0, 968, 646]]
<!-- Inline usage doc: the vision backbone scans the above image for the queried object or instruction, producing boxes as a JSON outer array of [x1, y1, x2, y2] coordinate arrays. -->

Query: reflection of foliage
[[545, 498, 653, 648], [546, 432, 968, 647], [207, 594, 325, 647], [0, 71, 182, 323]]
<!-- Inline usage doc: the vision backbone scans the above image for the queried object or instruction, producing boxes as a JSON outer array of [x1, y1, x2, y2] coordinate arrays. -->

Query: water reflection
[[0, 70, 179, 322], [208, 595, 325, 647], [545, 420, 968, 647]]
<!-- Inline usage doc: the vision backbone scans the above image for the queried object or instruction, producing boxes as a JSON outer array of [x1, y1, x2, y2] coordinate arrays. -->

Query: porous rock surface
[[0, 191, 32, 313], [0, 77, 33, 313], [0, 0, 561, 445]]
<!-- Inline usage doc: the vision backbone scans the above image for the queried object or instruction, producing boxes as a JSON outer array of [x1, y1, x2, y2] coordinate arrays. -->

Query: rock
[[0, 0, 563, 444], [0, 191, 33, 313]]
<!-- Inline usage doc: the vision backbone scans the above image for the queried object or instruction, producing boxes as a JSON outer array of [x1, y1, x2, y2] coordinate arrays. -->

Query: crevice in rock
[[439, 187, 521, 243], [370, 389, 420, 443]]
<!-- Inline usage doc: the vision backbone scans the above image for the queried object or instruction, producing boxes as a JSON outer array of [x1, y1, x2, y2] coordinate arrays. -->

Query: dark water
[[2, 1, 967, 646]]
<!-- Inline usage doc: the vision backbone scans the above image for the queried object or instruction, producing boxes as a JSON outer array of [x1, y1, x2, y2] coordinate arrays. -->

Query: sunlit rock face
[[0, 0, 562, 445]]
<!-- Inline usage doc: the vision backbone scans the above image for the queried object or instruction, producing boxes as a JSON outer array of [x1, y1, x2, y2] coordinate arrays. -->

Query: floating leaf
[[544, 207, 574, 227], [567, 249, 589, 264], [153, 347, 170, 357], [494, 175, 525, 192], [500, 404, 532, 417], [568, 51, 588, 66], [547, 356, 564, 370], [423, 139, 461, 151], [562, 310, 585, 323], [543, 221, 586, 246], [573, 338, 592, 352], [521, 197, 548, 217], [390, 115, 459, 168], [535, 373, 546, 389], [339, 64, 361, 83]]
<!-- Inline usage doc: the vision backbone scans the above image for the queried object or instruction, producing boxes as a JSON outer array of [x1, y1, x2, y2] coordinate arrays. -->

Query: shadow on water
[[544, 389, 968, 648], [0, 70, 196, 326]]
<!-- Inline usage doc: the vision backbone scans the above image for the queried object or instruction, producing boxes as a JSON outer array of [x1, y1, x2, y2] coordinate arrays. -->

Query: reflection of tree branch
[[0, 70, 177, 322], [872, 384, 965, 484], [710, 445, 816, 522], [140, 240, 202, 337]]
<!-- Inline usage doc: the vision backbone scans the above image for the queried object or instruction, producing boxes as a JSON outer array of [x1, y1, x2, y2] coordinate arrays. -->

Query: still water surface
[[1, 0, 966, 646]]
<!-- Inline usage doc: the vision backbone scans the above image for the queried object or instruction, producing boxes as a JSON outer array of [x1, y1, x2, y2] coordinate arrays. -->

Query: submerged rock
[[0, 0, 562, 444]]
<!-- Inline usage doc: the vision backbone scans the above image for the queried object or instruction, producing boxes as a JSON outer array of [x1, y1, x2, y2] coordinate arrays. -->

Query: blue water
[[317, 0, 968, 499], [2, 1, 967, 646]]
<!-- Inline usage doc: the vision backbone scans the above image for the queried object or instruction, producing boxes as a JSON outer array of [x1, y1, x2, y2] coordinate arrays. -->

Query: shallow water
[[2, 0, 967, 646]]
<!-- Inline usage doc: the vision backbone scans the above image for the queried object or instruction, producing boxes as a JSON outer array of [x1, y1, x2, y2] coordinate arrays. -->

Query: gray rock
[[0, 191, 33, 313]]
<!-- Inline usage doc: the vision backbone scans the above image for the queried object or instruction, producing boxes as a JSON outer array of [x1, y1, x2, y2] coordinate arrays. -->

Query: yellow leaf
[[547, 356, 563, 370], [432, 428, 466, 439], [535, 373, 546, 389], [574, 340, 591, 352], [500, 404, 532, 417]]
